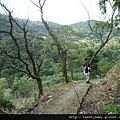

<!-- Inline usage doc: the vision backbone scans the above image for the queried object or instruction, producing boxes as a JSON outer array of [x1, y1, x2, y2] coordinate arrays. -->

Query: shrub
[[11, 76, 36, 98], [100, 104, 118, 114], [0, 92, 15, 114]]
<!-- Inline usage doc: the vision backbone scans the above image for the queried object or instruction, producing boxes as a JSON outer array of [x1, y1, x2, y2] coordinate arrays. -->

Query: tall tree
[[0, 3, 46, 99], [57, 25, 81, 80], [30, 0, 70, 83]]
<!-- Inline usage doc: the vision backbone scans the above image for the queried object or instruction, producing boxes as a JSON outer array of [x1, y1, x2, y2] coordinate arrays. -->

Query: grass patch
[[100, 104, 118, 114], [56, 82, 73, 91]]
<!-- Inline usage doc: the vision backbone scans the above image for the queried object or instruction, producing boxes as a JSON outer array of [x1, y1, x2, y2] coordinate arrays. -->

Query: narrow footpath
[[37, 80, 100, 114]]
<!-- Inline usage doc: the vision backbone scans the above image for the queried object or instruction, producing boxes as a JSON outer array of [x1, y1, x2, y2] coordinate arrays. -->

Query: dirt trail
[[36, 80, 101, 114]]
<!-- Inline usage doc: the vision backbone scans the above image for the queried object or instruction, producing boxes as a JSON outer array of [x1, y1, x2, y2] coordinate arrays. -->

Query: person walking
[[83, 58, 91, 83]]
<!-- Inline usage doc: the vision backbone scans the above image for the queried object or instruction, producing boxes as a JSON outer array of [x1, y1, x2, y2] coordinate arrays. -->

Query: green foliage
[[0, 13, 120, 113], [99, 0, 108, 14], [99, 59, 113, 74], [72, 72, 86, 80], [93, 21, 111, 34], [99, 0, 120, 29], [100, 104, 118, 114], [11, 76, 36, 98], [42, 74, 64, 86], [98, 39, 120, 77], [4, 88, 12, 98], [0, 13, 119, 81], [0, 92, 15, 114], [0, 78, 9, 93]]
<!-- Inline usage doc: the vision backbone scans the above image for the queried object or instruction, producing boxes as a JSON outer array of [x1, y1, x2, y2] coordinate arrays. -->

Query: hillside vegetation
[[0, 12, 120, 114]]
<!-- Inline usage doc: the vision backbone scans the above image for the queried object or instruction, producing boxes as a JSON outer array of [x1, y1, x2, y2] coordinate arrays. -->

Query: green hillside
[[0, 13, 120, 78], [0, 13, 119, 41], [0, 13, 120, 114]]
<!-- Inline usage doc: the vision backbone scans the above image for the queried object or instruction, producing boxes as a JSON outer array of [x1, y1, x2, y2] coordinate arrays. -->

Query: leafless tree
[[30, 0, 69, 83], [0, 2, 46, 99]]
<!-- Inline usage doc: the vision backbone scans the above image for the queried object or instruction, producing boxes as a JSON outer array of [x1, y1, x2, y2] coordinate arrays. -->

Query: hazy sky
[[0, 0, 103, 25]]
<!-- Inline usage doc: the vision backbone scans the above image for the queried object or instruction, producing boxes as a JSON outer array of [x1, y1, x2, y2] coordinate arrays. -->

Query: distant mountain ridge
[[0, 13, 98, 32], [70, 20, 100, 29], [0, 13, 119, 39]]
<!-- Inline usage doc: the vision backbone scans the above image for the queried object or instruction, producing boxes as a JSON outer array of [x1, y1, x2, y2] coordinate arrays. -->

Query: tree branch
[[0, 2, 37, 78], [0, 66, 11, 71]]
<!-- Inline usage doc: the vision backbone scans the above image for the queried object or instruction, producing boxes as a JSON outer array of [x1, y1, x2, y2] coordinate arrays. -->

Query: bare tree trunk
[[36, 77, 43, 99], [62, 50, 69, 83], [30, 0, 69, 83], [41, 15, 69, 83], [70, 68, 74, 80]]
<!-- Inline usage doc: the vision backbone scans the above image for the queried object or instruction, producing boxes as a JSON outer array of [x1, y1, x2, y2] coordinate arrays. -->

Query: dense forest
[[0, 0, 120, 114]]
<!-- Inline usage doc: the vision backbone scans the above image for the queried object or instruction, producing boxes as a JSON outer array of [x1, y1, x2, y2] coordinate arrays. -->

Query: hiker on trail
[[83, 58, 91, 84]]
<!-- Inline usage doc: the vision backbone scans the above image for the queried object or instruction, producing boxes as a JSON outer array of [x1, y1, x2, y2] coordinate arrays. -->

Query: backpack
[[85, 64, 89, 73]]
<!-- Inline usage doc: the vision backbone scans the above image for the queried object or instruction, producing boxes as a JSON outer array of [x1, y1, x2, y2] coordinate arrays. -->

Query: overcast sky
[[0, 0, 104, 25]]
